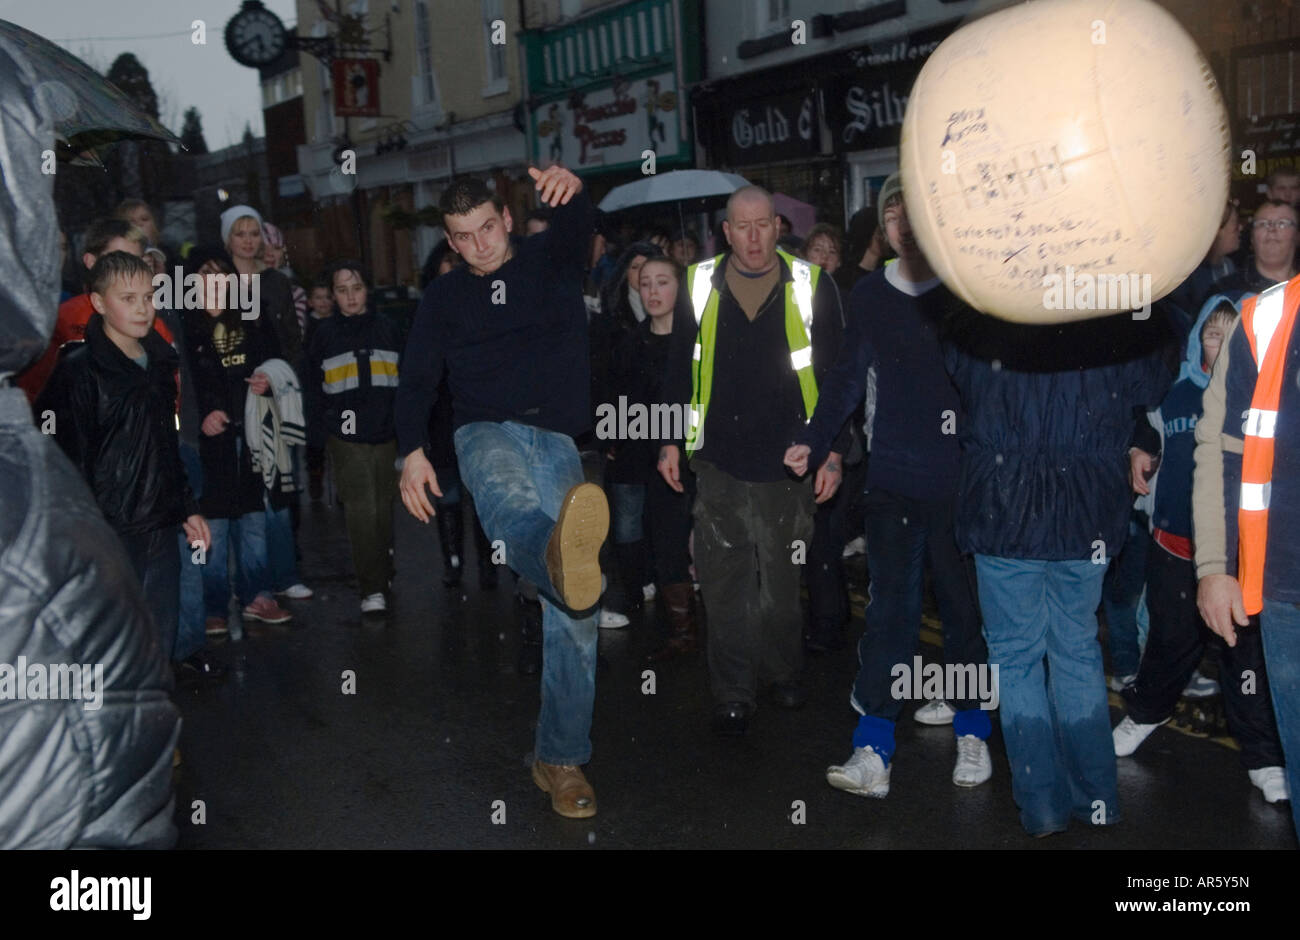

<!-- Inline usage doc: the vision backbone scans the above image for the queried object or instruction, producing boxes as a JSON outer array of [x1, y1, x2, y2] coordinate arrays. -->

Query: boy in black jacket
[[304, 260, 402, 614], [36, 251, 210, 662]]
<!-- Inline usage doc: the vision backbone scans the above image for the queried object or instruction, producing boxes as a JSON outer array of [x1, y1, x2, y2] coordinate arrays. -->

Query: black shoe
[[175, 651, 228, 684], [770, 681, 808, 710], [712, 702, 752, 736]]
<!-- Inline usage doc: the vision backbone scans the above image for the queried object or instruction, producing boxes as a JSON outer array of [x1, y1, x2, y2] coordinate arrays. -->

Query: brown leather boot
[[647, 582, 699, 661]]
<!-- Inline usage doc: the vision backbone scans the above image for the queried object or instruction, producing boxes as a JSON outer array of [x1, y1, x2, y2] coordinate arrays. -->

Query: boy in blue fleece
[[1115, 295, 1289, 804]]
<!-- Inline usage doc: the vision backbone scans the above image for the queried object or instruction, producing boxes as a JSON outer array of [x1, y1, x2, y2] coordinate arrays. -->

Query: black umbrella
[[0, 19, 181, 166]]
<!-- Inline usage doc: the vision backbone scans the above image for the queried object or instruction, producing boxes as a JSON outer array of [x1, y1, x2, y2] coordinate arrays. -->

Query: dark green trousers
[[327, 437, 397, 597]]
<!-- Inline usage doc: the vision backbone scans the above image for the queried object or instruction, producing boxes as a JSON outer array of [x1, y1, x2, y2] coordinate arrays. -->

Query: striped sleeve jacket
[[303, 311, 401, 447]]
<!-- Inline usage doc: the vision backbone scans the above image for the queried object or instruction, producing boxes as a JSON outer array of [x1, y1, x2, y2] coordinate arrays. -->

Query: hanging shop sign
[[332, 58, 380, 118]]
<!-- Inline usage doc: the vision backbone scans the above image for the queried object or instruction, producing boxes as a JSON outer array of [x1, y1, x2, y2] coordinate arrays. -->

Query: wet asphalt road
[[172, 492, 1298, 850]]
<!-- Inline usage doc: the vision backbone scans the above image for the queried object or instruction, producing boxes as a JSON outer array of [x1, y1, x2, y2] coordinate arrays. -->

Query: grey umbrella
[[0, 19, 181, 167]]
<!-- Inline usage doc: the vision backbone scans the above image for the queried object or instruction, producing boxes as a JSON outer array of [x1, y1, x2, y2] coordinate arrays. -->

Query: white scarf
[[628, 286, 647, 322]]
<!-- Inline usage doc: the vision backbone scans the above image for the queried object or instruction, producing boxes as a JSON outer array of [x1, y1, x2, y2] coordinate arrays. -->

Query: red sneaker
[[242, 596, 292, 624]]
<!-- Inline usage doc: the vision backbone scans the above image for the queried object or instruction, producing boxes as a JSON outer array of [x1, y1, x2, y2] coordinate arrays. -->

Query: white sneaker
[[277, 583, 313, 600], [360, 593, 387, 613], [1107, 673, 1136, 693], [914, 699, 956, 725], [953, 735, 993, 787], [1248, 766, 1290, 804], [841, 536, 866, 558], [598, 609, 629, 629], [826, 746, 890, 798], [641, 583, 657, 601], [1112, 715, 1166, 757], [1183, 669, 1220, 699]]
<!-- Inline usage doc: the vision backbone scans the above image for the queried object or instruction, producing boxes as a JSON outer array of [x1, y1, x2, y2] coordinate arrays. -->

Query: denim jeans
[[453, 421, 598, 765], [1261, 598, 1300, 840], [609, 482, 646, 544], [850, 489, 990, 762], [176, 530, 206, 660], [203, 511, 271, 617], [1102, 513, 1150, 676], [975, 555, 1119, 835], [265, 491, 300, 592], [176, 441, 206, 660]]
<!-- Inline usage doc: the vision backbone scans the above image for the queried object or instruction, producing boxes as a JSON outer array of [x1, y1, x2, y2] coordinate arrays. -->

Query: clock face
[[225, 6, 288, 68]]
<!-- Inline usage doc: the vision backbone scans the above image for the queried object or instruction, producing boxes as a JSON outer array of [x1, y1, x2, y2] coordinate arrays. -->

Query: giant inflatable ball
[[899, 0, 1231, 323]]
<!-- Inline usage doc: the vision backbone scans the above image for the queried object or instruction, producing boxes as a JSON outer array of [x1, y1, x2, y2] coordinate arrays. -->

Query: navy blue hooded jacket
[[943, 306, 1176, 560]]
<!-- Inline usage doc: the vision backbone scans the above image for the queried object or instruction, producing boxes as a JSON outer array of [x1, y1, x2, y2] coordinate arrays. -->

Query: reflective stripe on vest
[[684, 249, 822, 455], [1237, 276, 1300, 614]]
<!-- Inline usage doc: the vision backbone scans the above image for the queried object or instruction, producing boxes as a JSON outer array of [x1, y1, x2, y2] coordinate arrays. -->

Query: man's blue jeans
[[453, 421, 598, 766], [1261, 598, 1300, 840], [975, 555, 1119, 835], [203, 511, 272, 617]]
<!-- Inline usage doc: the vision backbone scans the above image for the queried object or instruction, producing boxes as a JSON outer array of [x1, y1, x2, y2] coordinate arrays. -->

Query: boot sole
[[546, 483, 609, 612], [531, 762, 598, 818]]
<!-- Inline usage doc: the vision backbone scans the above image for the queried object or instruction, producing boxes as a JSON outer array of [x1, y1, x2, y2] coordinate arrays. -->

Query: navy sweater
[[395, 191, 594, 455], [798, 266, 964, 501]]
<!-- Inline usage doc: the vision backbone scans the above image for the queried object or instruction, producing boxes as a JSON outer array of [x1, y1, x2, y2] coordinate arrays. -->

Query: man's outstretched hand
[[399, 447, 443, 523], [528, 165, 582, 206]]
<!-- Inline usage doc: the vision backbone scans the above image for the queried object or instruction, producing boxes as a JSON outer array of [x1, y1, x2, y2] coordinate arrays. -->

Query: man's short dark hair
[[88, 250, 153, 297], [439, 176, 504, 217], [83, 217, 146, 260]]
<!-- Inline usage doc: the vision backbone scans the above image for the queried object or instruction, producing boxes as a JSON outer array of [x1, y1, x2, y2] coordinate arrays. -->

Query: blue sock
[[851, 715, 896, 765], [953, 708, 992, 740]]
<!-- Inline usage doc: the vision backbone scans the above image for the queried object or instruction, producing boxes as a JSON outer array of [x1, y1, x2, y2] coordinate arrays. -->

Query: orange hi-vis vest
[[1238, 275, 1300, 615]]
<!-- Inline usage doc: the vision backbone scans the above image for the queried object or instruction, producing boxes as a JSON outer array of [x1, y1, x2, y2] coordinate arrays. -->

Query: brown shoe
[[531, 760, 597, 818], [646, 582, 699, 662], [205, 616, 229, 637], [545, 483, 609, 611]]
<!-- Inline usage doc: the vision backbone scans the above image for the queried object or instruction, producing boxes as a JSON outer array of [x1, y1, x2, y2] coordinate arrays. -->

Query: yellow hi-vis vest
[[684, 247, 820, 456]]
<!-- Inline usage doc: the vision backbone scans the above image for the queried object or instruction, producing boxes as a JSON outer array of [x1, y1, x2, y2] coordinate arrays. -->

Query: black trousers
[[120, 525, 181, 663], [645, 468, 695, 585], [807, 458, 866, 632], [1123, 544, 1285, 769], [853, 488, 986, 717], [692, 459, 813, 706]]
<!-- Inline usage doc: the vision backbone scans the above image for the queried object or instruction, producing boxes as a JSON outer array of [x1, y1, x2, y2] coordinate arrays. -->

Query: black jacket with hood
[[35, 314, 198, 536]]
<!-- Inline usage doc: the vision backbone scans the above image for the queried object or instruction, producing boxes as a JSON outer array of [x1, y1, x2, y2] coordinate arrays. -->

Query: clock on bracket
[[225, 1, 289, 68]]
